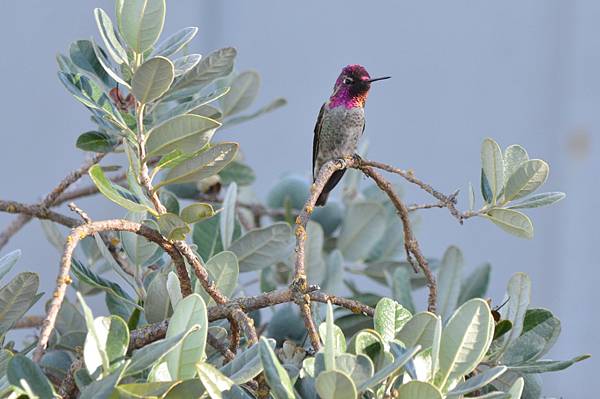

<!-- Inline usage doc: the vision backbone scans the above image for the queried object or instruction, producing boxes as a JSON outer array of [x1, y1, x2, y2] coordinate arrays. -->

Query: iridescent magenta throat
[[328, 87, 367, 109]]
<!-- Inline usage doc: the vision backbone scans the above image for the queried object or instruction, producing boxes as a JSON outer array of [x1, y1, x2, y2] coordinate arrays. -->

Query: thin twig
[[128, 287, 374, 348], [358, 163, 437, 313], [31, 219, 189, 362], [0, 153, 105, 250], [13, 315, 45, 329]]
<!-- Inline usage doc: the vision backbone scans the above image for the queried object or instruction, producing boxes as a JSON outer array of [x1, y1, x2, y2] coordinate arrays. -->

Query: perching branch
[[0, 153, 106, 250], [292, 157, 356, 351]]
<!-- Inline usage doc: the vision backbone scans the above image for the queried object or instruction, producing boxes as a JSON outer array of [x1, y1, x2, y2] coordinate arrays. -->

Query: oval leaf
[[504, 159, 549, 202], [7, 355, 55, 398], [507, 192, 565, 209], [503, 144, 529, 184], [220, 182, 238, 250], [436, 298, 494, 389], [229, 223, 293, 272], [481, 138, 504, 204], [158, 142, 239, 188], [119, 0, 166, 53], [132, 56, 174, 103], [152, 26, 198, 58], [315, 370, 357, 399], [485, 208, 534, 239], [258, 337, 295, 399], [94, 8, 128, 65], [146, 114, 220, 157], [180, 203, 215, 224], [437, 246, 465, 321], [0, 272, 39, 335], [221, 71, 260, 116], [170, 47, 237, 92], [338, 202, 386, 261], [396, 381, 442, 399], [165, 293, 208, 379]]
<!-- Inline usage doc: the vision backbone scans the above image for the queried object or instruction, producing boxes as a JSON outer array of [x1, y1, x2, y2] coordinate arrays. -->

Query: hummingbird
[[312, 65, 390, 206]]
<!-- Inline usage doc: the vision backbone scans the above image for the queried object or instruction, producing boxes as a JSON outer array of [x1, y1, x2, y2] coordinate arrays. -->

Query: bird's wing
[[312, 103, 326, 180]]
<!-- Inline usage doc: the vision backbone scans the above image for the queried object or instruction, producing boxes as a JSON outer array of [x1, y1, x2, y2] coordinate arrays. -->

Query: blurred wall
[[0, 1, 598, 396]]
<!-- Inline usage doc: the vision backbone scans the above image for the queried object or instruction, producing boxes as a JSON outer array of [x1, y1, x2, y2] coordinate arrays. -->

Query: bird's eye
[[343, 77, 353, 85]]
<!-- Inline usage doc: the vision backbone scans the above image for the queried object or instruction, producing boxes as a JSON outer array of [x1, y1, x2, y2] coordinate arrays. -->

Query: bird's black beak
[[367, 76, 391, 83]]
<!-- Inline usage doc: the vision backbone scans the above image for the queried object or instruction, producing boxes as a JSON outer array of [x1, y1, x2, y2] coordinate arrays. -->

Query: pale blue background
[[1, 1, 598, 396]]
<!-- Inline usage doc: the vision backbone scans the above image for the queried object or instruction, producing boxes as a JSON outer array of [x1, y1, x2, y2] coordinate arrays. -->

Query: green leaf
[[173, 54, 202, 77], [0, 272, 39, 335], [7, 355, 55, 398], [449, 366, 507, 395], [70, 39, 113, 87], [437, 246, 464, 321], [166, 293, 208, 379], [508, 354, 590, 374], [166, 271, 183, 308], [357, 344, 421, 391], [156, 86, 230, 122], [0, 249, 20, 281], [145, 272, 172, 323], [54, 297, 86, 335], [170, 47, 237, 92], [229, 222, 293, 272], [502, 315, 561, 365], [146, 114, 220, 157], [132, 56, 174, 103], [125, 329, 195, 376], [84, 315, 129, 375], [391, 267, 416, 313], [91, 41, 132, 92], [219, 161, 256, 186], [481, 168, 493, 204], [220, 182, 238, 250], [374, 298, 412, 345], [196, 362, 234, 399], [497, 272, 531, 356], [481, 138, 504, 204], [94, 8, 128, 65], [504, 159, 549, 202], [89, 164, 149, 213], [458, 263, 491, 305], [159, 189, 181, 214], [152, 27, 198, 58], [468, 181, 475, 211], [334, 354, 373, 389], [396, 311, 438, 349], [436, 299, 494, 389], [76, 131, 119, 153], [338, 202, 386, 261], [485, 208, 534, 239], [315, 370, 357, 399], [197, 251, 239, 307], [396, 381, 443, 399], [118, 0, 165, 53], [221, 71, 260, 116], [77, 292, 110, 375], [79, 363, 127, 399], [220, 339, 274, 384], [157, 142, 239, 188], [180, 203, 215, 224], [507, 192, 565, 209], [503, 144, 529, 185], [224, 98, 287, 128], [258, 337, 295, 399], [494, 320, 513, 340], [157, 213, 190, 241], [71, 259, 140, 310], [522, 308, 552, 333]]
